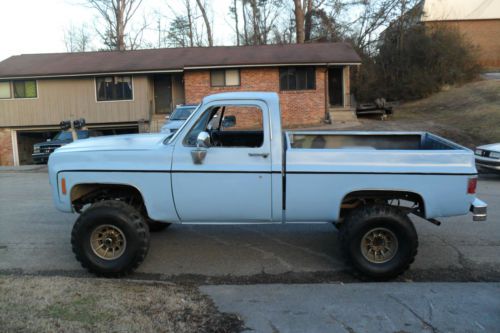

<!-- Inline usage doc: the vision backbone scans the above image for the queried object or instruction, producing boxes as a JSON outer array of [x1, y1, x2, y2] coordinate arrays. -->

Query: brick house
[[418, 0, 500, 69], [0, 43, 361, 166]]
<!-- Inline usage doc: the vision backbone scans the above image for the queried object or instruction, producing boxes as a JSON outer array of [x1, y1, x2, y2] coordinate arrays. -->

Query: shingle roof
[[0, 43, 361, 79]]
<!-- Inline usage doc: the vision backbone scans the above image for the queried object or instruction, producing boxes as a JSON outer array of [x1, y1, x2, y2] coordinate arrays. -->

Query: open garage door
[[16, 130, 59, 165], [14, 125, 139, 165]]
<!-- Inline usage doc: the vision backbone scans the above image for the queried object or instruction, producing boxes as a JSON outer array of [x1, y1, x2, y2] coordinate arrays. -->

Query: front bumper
[[32, 153, 50, 164], [475, 156, 500, 172], [470, 198, 487, 221]]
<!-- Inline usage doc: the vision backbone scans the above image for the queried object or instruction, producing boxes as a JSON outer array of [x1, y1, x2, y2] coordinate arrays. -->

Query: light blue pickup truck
[[48, 92, 487, 280]]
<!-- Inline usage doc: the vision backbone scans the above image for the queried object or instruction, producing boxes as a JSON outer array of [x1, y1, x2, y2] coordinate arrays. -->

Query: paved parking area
[[1, 170, 499, 281]]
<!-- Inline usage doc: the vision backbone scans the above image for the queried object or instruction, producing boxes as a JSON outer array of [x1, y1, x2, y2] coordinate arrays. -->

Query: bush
[[352, 23, 480, 102]]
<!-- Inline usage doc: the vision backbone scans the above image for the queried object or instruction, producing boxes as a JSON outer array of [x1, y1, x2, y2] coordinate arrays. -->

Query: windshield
[[170, 106, 196, 120], [53, 130, 89, 141]]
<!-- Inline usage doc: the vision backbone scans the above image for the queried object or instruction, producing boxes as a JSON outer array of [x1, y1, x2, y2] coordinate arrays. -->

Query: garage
[[13, 125, 139, 165]]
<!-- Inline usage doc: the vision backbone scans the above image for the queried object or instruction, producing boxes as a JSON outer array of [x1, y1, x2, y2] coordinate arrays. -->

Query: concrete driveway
[[0, 169, 499, 282]]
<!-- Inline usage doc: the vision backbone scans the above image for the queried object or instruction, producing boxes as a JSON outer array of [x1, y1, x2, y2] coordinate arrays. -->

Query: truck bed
[[283, 131, 477, 221], [287, 131, 464, 150]]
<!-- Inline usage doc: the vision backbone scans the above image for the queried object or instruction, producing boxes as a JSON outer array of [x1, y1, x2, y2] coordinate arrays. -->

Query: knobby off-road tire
[[71, 200, 150, 277], [340, 205, 418, 280], [146, 219, 171, 232]]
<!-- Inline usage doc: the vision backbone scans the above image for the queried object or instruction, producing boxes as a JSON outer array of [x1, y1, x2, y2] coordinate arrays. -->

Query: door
[[328, 67, 344, 107], [154, 75, 172, 114], [171, 101, 272, 222]]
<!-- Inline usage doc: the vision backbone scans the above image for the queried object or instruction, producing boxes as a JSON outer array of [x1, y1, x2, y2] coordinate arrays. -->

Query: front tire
[[71, 200, 150, 277], [146, 219, 171, 232], [340, 205, 418, 280]]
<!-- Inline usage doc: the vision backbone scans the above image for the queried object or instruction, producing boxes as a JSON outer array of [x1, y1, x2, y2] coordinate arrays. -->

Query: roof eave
[[0, 61, 362, 80]]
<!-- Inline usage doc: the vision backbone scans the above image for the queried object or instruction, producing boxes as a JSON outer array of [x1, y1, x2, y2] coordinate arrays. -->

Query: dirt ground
[[0, 276, 243, 333], [309, 79, 500, 148]]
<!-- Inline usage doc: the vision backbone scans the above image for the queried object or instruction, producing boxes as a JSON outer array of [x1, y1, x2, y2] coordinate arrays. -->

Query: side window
[[184, 105, 264, 148]]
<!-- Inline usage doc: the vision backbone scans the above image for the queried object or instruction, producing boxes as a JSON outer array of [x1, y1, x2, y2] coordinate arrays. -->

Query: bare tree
[[64, 24, 92, 52], [242, 0, 250, 44], [195, 0, 213, 46], [346, 0, 419, 53], [240, 0, 283, 45], [85, 0, 144, 50], [229, 0, 241, 45], [293, 0, 306, 43]]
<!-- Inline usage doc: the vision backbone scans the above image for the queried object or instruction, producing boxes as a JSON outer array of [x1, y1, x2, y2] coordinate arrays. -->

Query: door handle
[[248, 152, 269, 158]]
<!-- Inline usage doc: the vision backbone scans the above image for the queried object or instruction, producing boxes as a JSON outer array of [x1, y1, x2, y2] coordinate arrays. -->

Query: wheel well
[[340, 190, 425, 218], [71, 183, 146, 215]]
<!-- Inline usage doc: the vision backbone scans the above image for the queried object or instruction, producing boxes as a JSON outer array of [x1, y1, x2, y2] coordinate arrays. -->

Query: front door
[[171, 101, 272, 222], [154, 75, 172, 114], [328, 67, 344, 107]]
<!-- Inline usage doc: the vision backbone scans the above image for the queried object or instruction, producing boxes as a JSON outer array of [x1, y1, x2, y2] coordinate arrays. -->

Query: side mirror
[[196, 131, 210, 148], [222, 115, 236, 128], [191, 131, 210, 164], [165, 114, 170, 120]]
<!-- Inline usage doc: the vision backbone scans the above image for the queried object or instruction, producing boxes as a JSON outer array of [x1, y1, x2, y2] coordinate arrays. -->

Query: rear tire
[[71, 200, 150, 277], [339, 205, 418, 280]]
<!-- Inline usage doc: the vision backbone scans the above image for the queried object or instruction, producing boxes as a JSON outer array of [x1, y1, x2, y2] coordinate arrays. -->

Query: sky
[[0, 0, 235, 62]]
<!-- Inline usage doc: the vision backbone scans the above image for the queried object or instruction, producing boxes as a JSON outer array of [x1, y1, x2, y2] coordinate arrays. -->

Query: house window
[[279, 67, 315, 91], [210, 69, 240, 87], [13, 80, 37, 98], [0, 81, 11, 99], [96, 76, 133, 101]]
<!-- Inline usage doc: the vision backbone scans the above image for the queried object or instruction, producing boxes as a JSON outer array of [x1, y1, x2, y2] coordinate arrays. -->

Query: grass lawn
[[0, 276, 243, 333]]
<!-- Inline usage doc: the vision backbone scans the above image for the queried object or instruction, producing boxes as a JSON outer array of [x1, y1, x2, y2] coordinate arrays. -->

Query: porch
[[326, 66, 358, 123]]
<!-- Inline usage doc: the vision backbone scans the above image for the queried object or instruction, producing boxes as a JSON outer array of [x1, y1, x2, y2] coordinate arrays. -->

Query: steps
[[328, 108, 358, 123]]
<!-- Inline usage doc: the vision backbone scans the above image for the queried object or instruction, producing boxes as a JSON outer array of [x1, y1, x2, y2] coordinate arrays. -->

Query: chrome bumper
[[470, 198, 487, 222]]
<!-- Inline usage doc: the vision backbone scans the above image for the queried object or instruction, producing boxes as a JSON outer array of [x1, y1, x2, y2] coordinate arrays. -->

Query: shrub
[[352, 23, 480, 102]]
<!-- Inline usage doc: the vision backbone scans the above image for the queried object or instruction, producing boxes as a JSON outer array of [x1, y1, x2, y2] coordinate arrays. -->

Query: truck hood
[[55, 133, 168, 152]]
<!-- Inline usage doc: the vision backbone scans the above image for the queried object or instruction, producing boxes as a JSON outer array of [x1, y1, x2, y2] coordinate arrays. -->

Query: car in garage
[[475, 143, 500, 173], [32, 130, 92, 164], [160, 104, 198, 134]]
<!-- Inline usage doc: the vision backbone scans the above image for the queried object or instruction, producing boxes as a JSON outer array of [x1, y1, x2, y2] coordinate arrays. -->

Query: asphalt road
[[0, 170, 499, 282]]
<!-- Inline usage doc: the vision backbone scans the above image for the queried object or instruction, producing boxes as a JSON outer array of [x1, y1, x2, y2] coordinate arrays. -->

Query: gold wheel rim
[[90, 224, 126, 260], [360, 227, 398, 264]]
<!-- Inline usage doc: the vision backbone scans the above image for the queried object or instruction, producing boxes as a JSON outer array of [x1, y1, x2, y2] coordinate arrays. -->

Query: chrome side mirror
[[196, 131, 210, 148], [191, 131, 210, 164]]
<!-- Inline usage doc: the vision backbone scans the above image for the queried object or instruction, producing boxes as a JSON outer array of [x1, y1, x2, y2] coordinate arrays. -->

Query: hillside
[[320, 79, 500, 148]]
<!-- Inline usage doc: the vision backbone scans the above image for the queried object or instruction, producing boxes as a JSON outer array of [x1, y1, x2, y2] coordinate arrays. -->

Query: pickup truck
[[48, 92, 487, 280]]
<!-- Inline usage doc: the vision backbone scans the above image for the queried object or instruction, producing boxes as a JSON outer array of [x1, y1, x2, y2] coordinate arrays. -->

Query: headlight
[[475, 149, 482, 156], [33, 146, 40, 153], [490, 151, 500, 159]]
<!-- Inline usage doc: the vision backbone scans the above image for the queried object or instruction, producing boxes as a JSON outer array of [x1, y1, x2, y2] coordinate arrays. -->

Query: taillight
[[467, 177, 477, 194]]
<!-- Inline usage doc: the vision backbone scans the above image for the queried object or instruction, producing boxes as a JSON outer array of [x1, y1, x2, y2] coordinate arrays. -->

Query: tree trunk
[[195, 0, 213, 46], [186, 0, 194, 47], [304, 0, 313, 42], [294, 0, 305, 43], [242, 0, 249, 44], [116, 0, 126, 50], [248, 0, 262, 44], [234, 0, 240, 46]]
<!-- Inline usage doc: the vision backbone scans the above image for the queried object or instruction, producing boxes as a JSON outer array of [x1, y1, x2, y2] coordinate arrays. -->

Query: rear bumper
[[470, 198, 487, 221]]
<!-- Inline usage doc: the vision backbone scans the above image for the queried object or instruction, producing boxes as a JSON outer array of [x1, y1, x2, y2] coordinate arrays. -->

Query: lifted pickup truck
[[48, 92, 487, 279]]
